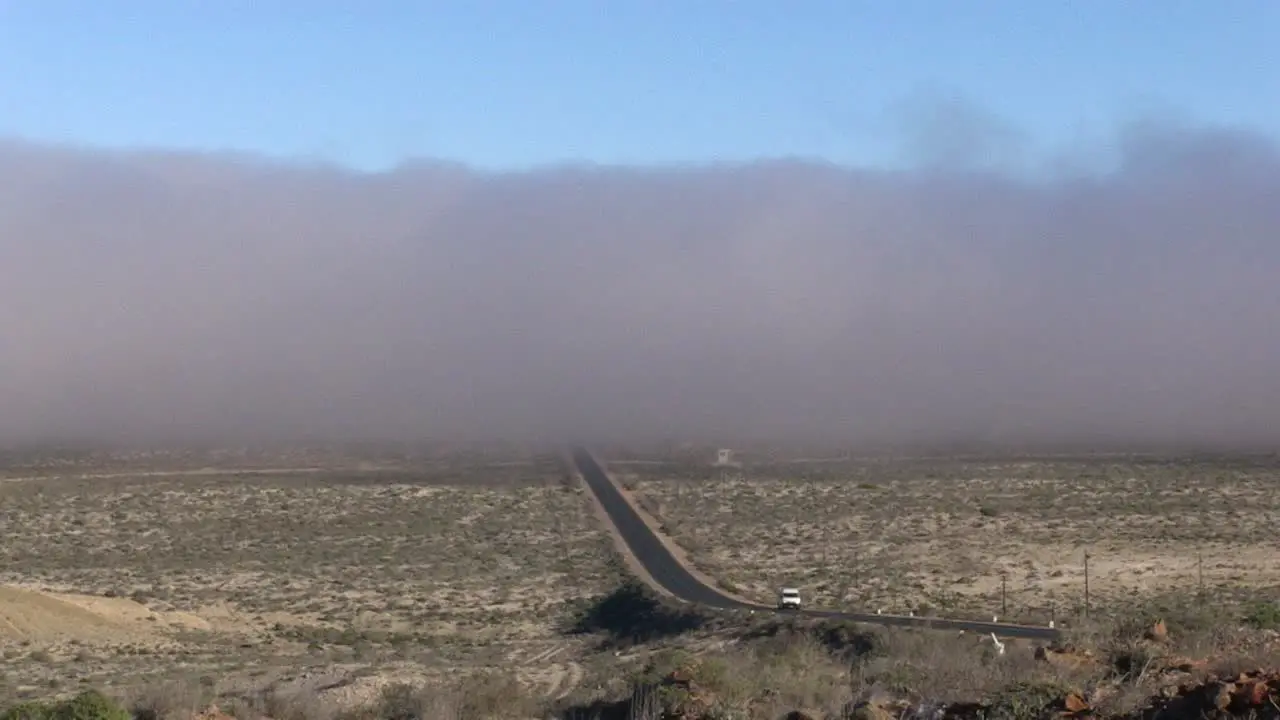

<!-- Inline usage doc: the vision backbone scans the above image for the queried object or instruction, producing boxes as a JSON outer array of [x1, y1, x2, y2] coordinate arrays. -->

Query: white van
[[778, 587, 802, 610]]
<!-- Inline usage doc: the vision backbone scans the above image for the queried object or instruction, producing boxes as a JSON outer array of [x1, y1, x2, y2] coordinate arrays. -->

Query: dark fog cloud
[[1, 122, 1278, 451]]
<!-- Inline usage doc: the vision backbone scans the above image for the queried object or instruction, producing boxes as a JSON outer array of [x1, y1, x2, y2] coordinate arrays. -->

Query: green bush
[[0, 702, 52, 720], [1244, 601, 1280, 630], [1, 691, 129, 720], [984, 681, 1071, 720]]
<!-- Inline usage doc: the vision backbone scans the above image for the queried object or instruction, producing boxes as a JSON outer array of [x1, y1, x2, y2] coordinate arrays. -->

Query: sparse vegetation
[[0, 445, 618, 705], [617, 452, 1280, 624], [5, 606, 1280, 719], [6, 444, 1280, 719]]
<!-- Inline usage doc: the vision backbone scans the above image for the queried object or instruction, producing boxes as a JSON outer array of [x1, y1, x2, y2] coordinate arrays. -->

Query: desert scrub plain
[[615, 449, 1280, 624], [4, 445, 1280, 719], [0, 444, 622, 708], [7, 591, 1280, 720]]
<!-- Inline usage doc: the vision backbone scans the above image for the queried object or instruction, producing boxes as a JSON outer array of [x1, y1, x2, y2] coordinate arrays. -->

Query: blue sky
[[1, 0, 1277, 172]]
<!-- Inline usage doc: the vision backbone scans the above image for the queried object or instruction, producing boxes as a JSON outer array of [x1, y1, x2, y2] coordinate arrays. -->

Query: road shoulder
[[561, 450, 677, 601], [578, 449, 761, 608]]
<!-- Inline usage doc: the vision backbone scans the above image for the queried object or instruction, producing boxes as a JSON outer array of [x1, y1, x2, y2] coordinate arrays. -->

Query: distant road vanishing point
[[570, 447, 1060, 641]]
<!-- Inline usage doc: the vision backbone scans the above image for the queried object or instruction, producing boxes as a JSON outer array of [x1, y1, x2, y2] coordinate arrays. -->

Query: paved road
[[571, 447, 1060, 641]]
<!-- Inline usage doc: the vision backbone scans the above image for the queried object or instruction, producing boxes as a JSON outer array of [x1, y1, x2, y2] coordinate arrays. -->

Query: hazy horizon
[[3, 117, 1279, 452]]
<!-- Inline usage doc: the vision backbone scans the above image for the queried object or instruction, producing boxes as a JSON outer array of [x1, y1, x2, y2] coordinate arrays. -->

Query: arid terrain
[[615, 448, 1280, 625], [5, 443, 1280, 720], [0, 445, 624, 709]]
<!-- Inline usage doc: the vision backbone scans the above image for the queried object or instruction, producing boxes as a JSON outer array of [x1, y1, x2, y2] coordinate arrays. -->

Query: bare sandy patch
[[0, 585, 160, 644]]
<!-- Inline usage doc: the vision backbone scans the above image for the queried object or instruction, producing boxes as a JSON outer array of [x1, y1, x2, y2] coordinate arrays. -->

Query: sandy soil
[[0, 585, 224, 639]]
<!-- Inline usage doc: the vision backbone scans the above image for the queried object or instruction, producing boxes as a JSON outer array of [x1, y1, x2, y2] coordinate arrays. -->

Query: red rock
[[1063, 693, 1089, 714], [1246, 680, 1270, 706]]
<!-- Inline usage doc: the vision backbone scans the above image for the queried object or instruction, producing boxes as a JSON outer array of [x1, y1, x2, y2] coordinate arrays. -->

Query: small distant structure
[[714, 448, 740, 467]]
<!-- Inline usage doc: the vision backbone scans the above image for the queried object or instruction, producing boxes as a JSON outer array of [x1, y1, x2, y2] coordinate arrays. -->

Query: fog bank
[[2, 123, 1278, 451]]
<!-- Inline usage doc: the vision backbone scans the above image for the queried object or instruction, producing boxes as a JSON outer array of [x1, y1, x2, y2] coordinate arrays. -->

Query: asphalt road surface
[[571, 447, 1061, 641]]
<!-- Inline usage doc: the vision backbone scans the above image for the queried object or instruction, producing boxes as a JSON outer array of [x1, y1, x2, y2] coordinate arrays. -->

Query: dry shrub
[[129, 679, 214, 720], [736, 633, 853, 716], [350, 671, 534, 720], [1064, 599, 1250, 684], [851, 628, 1069, 704], [455, 671, 536, 720], [353, 682, 457, 720], [242, 689, 335, 720], [621, 632, 853, 719]]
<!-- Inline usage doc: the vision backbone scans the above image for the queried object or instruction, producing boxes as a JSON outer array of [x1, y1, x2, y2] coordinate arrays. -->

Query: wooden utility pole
[[853, 549, 859, 598], [1001, 574, 1008, 618], [1084, 551, 1091, 620], [1197, 551, 1204, 608]]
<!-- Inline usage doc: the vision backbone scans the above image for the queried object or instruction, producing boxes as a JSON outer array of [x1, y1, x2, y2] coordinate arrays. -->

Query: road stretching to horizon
[[570, 447, 1061, 641]]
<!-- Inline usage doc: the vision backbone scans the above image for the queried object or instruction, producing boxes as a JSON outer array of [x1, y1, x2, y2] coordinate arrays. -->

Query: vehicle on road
[[570, 447, 1060, 641], [778, 587, 802, 610]]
